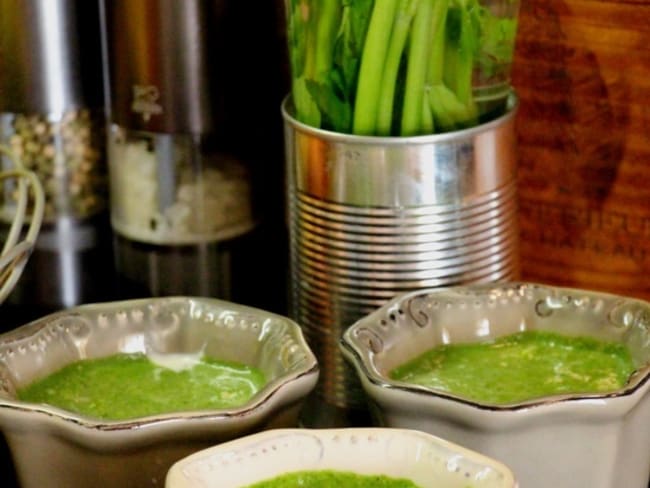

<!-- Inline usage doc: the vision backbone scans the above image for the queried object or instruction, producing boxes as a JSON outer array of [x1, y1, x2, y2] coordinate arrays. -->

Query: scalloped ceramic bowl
[[0, 297, 319, 488], [165, 427, 518, 487], [340, 283, 650, 488]]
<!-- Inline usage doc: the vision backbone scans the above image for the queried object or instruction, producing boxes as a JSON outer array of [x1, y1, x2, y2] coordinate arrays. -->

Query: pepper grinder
[[0, 0, 114, 321], [101, 0, 257, 298]]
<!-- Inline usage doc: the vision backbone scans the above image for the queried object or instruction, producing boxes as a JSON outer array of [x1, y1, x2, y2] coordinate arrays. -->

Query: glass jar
[[108, 126, 254, 245], [0, 108, 106, 222]]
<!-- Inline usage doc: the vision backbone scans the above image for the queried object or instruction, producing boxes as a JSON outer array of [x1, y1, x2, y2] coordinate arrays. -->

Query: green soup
[[244, 470, 421, 488], [18, 352, 266, 420], [390, 330, 636, 404]]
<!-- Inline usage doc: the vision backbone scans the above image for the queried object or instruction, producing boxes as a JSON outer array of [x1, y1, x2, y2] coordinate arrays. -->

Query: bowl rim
[[0, 296, 319, 435], [340, 282, 650, 413], [166, 427, 519, 487]]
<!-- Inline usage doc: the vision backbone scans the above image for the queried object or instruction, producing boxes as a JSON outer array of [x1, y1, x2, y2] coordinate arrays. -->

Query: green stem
[[352, 0, 399, 135], [424, 0, 451, 132], [455, 2, 475, 105], [443, 0, 476, 105], [400, 0, 434, 136], [429, 84, 465, 130], [303, 1, 318, 80], [294, 1, 321, 127], [427, 0, 449, 86], [421, 90, 435, 134], [313, 0, 342, 78], [375, 0, 419, 136], [425, 0, 478, 130], [293, 77, 321, 127]]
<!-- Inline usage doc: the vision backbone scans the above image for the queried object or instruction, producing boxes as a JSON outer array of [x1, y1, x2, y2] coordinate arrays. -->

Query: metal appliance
[[101, 0, 258, 298], [0, 0, 113, 319]]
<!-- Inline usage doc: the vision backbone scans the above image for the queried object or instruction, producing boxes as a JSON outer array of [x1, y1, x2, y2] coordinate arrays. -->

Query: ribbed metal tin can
[[283, 94, 520, 422]]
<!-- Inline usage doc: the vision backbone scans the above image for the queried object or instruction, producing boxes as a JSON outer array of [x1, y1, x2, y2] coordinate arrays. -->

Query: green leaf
[[287, 0, 309, 77], [347, 0, 374, 52], [429, 83, 477, 131], [334, 0, 374, 103], [293, 76, 321, 128], [305, 79, 351, 133], [476, 9, 518, 78]]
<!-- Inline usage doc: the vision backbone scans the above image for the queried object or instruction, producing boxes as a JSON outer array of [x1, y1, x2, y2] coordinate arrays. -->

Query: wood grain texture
[[512, 0, 650, 298]]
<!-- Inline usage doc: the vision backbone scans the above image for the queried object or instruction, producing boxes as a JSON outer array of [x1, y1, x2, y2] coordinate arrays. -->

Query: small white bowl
[[165, 427, 518, 487], [340, 283, 650, 488], [0, 297, 318, 488]]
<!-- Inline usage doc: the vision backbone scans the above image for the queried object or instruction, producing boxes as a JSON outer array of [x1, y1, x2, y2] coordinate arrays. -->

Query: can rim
[[281, 91, 519, 145]]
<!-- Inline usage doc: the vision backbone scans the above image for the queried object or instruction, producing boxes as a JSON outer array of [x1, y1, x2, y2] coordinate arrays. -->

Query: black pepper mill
[[101, 0, 259, 298], [0, 0, 114, 322]]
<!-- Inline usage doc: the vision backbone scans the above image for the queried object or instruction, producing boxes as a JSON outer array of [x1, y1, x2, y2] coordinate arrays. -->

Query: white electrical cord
[[0, 144, 45, 304]]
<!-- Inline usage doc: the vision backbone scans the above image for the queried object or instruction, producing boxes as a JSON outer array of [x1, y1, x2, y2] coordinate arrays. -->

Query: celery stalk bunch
[[286, 0, 518, 136]]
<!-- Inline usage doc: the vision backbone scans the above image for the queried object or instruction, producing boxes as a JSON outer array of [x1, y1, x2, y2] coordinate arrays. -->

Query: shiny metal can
[[283, 93, 520, 422]]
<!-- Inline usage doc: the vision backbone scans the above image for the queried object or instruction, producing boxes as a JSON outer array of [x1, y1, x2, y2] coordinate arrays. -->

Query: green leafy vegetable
[[286, 0, 518, 136]]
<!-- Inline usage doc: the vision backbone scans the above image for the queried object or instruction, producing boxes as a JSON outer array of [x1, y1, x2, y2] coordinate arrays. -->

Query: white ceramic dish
[[0, 297, 319, 488], [340, 282, 650, 488], [165, 427, 518, 487]]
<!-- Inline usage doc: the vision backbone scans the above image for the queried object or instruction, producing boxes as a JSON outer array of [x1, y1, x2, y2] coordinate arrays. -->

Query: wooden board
[[512, 0, 650, 298]]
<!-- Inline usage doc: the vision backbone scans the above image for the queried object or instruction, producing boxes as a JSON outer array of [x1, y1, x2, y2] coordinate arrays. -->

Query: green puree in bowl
[[17, 353, 266, 420], [390, 330, 636, 404], [244, 470, 421, 487]]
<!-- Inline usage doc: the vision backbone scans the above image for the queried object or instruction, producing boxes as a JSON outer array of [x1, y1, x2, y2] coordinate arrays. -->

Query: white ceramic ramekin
[[166, 427, 518, 487], [0, 297, 319, 488], [341, 283, 650, 488]]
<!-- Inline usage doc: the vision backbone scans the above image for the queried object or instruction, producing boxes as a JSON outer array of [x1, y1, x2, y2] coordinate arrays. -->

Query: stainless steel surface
[[0, 0, 110, 312], [283, 94, 520, 414], [113, 233, 232, 298], [101, 0, 264, 298], [101, 0, 220, 134], [0, 0, 103, 114], [107, 127, 255, 246]]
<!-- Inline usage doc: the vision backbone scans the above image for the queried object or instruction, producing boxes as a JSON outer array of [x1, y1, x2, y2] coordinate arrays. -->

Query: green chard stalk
[[313, 0, 341, 77], [352, 0, 399, 135], [290, 0, 343, 129], [428, 85, 456, 130], [420, 92, 435, 134], [400, 0, 434, 136], [375, 0, 419, 136], [431, 84, 475, 128], [425, 0, 454, 131], [304, 0, 347, 131], [454, 0, 477, 106], [291, 1, 321, 127], [427, 0, 481, 130], [442, 0, 479, 126], [426, 0, 448, 87]]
